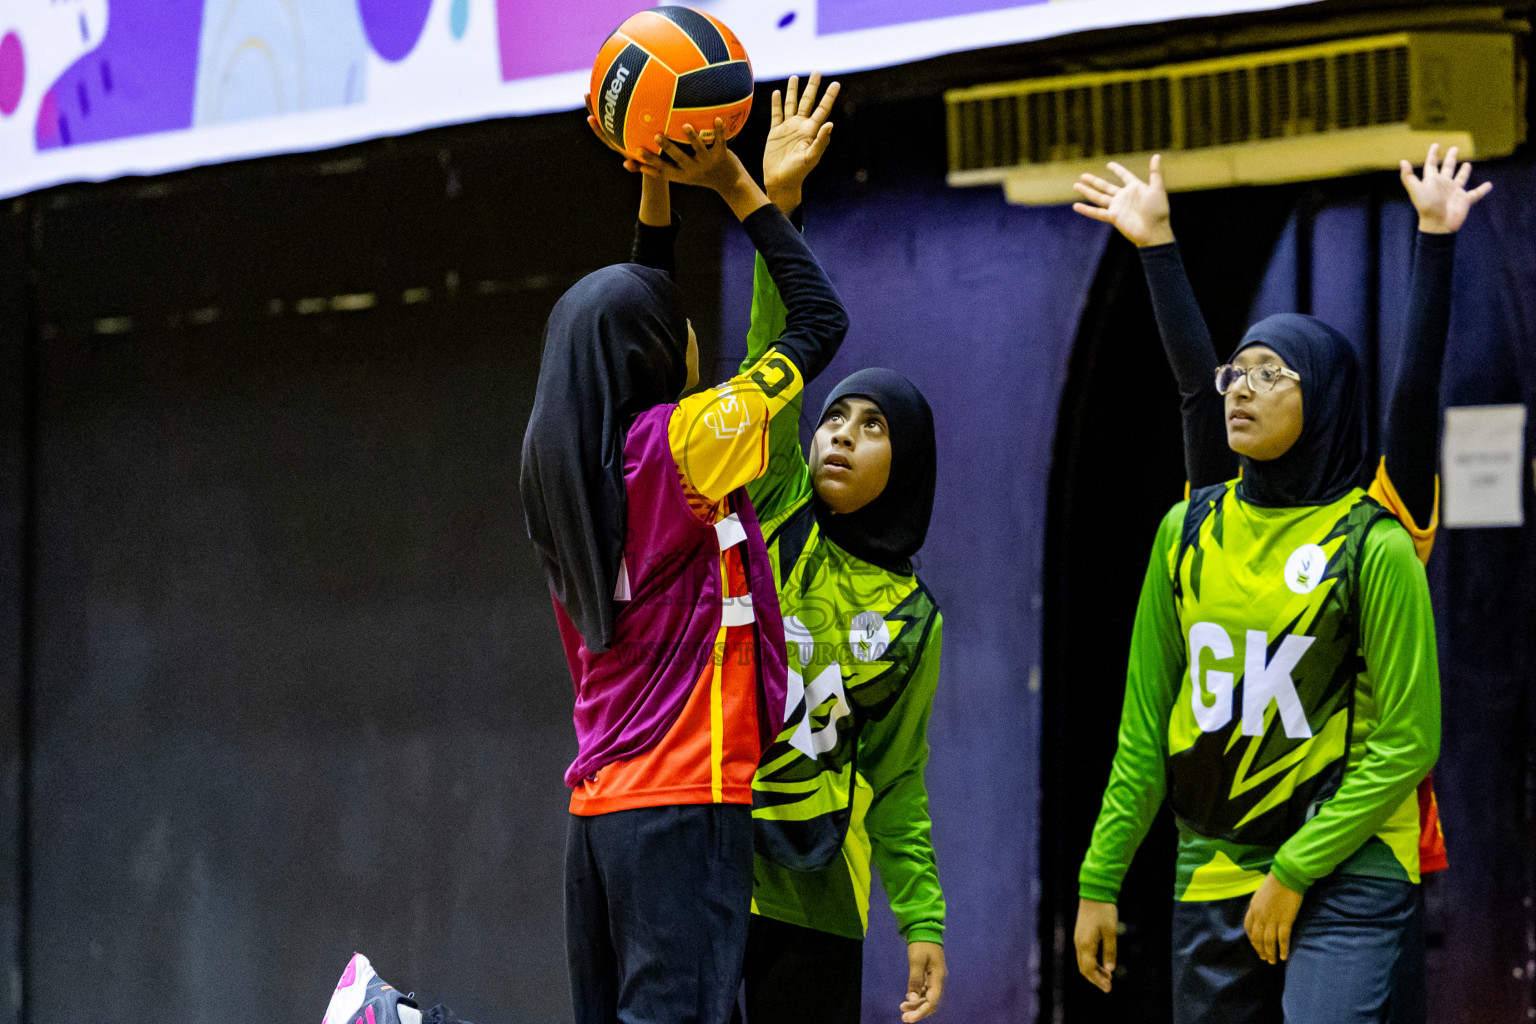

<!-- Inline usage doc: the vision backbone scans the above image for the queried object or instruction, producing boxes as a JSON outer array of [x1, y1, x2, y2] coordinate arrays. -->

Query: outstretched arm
[[628, 174, 679, 275], [1382, 143, 1492, 534], [587, 96, 682, 276], [743, 73, 840, 518], [637, 118, 847, 503], [635, 122, 848, 384], [1074, 157, 1234, 486]]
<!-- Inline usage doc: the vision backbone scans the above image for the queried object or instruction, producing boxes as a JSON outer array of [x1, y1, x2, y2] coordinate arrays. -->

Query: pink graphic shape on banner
[[359, 0, 434, 62], [497, 0, 655, 82], [0, 33, 24, 117], [818, 0, 1048, 34]]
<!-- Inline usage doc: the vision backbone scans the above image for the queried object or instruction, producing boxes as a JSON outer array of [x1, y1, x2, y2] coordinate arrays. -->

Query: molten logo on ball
[[601, 64, 630, 135]]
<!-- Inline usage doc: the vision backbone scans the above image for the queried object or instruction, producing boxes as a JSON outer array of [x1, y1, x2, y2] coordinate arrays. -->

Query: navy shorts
[[565, 804, 753, 1024], [1171, 873, 1425, 1024]]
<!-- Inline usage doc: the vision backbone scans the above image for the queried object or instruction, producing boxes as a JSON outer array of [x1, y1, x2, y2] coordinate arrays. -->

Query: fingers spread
[[1470, 180, 1494, 201], [657, 133, 686, 160], [812, 80, 840, 125], [1080, 172, 1119, 195], [1074, 181, 1114, 207], [1443, 146, 1459, 178], [770, 89, 784, 128], [1455, 161, 1473, 185], [799, 71, 821, 117], [1072, 202, 1116, 224], [1107, 161, 1142, 187], [1424, 142, 1440, 176], [809, 121, 834, 161], [1149, 153, 1165, 189]]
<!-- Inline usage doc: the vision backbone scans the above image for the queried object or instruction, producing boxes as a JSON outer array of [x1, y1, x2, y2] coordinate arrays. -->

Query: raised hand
[[1401, 142, 1492, 234], [629, 120, 745, 189], [763, 72, 839, 212], [628, 119, 768, 222], [1072, 155, 1175, 248]]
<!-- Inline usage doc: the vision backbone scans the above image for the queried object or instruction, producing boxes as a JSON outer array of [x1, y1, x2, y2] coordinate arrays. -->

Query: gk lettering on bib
[[1165, 481, 1394, 846]]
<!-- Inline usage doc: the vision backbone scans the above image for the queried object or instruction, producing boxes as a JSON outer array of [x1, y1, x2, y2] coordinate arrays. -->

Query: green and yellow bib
[[751, 501, 940, 872], [1168, 480, 1394, 848]]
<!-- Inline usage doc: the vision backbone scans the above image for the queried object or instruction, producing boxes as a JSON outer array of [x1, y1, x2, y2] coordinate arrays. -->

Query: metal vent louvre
[[945, 30, 1522, 201], [949, 41, 1411, 171]]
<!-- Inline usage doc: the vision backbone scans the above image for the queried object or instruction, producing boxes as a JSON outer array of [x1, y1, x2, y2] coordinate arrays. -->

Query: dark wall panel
[[20, 113, 726, 1024], [0, 199, 30, 1024]]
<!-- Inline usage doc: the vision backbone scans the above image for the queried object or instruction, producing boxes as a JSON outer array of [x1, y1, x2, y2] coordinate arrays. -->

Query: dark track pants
[[565, 804, 753, 1024], [1171, 873, 1424, 1024], [730, 915, 864, 1024]]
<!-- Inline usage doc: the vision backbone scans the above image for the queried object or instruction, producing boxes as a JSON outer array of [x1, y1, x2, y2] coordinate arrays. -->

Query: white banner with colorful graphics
[[0, 0, 1310, 198]]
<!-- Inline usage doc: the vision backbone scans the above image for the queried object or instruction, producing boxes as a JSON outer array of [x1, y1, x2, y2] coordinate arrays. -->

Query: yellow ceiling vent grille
[[946, 32, 1525, 204]]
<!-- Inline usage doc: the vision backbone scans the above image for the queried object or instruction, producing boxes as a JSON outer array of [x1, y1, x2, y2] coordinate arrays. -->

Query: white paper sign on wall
[[1442, 404, 1527, 528]]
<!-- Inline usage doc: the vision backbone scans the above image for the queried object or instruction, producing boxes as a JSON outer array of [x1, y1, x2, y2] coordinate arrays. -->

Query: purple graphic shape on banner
[[36, 1, 203, 150], [818, 0, 1048, 35], [497, 0, 654, 82], [359, 0, 434, 62]]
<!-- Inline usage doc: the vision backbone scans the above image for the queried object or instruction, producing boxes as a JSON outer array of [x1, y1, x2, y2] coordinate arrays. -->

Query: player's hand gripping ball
[[589, 6, 753, 160]]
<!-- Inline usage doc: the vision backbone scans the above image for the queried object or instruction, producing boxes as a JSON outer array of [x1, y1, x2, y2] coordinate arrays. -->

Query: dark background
[[2, 2, 1534, 1022]]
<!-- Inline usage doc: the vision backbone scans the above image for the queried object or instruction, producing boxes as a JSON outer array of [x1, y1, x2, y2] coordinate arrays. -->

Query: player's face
[[810, 397, 892, 514], [1224, 345, 1303, 461], [684, 319, 699, 391]]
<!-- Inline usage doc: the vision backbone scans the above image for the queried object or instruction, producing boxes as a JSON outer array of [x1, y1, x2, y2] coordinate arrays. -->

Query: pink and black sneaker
[[321, 953, 423, 1024]]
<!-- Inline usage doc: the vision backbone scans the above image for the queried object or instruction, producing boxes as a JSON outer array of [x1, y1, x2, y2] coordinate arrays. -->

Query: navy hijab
[[813, 368, 937, 573], [519, 264, 689, 653], [1231, 313, 1368, 507]]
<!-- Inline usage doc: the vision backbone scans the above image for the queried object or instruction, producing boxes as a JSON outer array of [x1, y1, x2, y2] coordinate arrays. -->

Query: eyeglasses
[[1214, 362, 1301, 395]]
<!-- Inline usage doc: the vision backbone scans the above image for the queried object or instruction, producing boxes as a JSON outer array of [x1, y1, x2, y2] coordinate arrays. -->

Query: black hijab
[[519, 264, 689, 653], [1231, 313, 1367, 507], [813, 369, 937, 574]]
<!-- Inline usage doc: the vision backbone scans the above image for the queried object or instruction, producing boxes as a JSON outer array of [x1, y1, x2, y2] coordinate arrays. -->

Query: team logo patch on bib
[[1284, 544, 1329, 595], [850, 611, 891, 662]]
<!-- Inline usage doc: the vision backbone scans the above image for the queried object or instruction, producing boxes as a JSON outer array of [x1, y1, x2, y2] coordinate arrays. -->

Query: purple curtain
[[721, 179, 1108, 1023]]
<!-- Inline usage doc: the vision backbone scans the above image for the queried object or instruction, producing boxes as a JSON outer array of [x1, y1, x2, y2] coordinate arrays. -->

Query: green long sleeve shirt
[[1081, 492, 1441, 903], [742, 246, 946, 943]]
